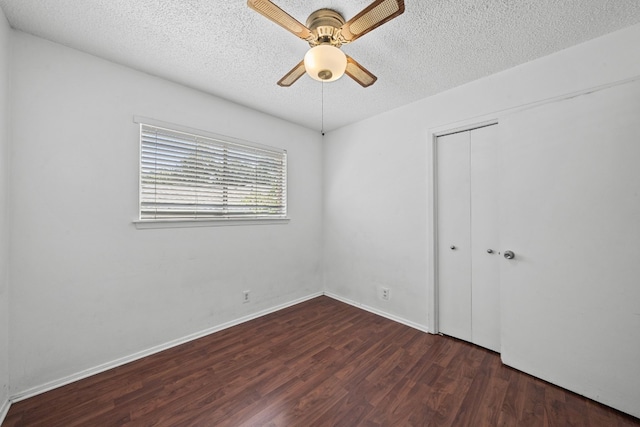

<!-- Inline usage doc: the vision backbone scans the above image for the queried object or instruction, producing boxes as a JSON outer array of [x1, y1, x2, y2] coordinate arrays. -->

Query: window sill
[[133, 217, 290, 229]]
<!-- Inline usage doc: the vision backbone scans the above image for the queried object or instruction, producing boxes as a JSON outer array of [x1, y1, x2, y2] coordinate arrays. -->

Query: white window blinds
[[140, 124, 287, 220]]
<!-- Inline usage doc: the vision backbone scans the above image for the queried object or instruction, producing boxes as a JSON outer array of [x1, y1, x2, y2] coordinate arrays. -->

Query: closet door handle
[[487, 249, 494, 254], [450, 245, 456, 250], [504, 250, 515, 260]]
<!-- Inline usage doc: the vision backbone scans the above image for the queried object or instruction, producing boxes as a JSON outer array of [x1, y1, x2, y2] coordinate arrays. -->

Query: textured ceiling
[[1, 0, 639, 131]]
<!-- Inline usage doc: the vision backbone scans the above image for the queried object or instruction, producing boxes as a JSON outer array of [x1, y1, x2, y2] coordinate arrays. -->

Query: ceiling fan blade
[[277, 61, 307, 87], [340, 0, 405, 43], [345, 56, 377, 87], [248, 0, 314, 41]]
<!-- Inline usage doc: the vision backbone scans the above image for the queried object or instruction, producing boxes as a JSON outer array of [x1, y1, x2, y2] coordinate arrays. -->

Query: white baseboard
[[10, 292, 323, 404], [0, 397, 10, 425], [324, 291, 430, 334]]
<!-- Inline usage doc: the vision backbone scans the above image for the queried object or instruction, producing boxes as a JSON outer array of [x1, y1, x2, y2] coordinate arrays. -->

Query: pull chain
[[321, 82, 325, 136]]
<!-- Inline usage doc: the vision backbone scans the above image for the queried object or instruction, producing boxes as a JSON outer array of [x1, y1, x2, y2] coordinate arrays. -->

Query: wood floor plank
[[4, 296, 639, 427]]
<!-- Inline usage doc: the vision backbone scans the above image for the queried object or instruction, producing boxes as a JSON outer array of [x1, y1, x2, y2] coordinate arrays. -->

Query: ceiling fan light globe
[[304, 45, 347, 82]]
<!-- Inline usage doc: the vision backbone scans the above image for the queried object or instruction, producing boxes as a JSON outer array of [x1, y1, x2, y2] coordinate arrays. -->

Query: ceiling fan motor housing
[[306, 9, 346, 46]]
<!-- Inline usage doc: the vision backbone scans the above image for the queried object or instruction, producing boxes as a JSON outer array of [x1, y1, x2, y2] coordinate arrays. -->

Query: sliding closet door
[[499, 80, 640, 417], [437, 124, 500, 352], [437, 131, 472, 342], [469, 125, 501, 352]]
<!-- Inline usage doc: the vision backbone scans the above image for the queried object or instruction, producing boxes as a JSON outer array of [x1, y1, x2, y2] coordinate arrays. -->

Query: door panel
[[437, 131, 472, 342], [470, 125, 501, 352], [499, 80, 640, 418]]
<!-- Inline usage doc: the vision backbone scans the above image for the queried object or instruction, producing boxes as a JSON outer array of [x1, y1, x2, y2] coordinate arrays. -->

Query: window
[[138, 122, 287, 223]]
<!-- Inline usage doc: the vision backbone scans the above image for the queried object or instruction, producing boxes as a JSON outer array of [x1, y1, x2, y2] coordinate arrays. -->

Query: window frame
[[133, 117, 289, 229]]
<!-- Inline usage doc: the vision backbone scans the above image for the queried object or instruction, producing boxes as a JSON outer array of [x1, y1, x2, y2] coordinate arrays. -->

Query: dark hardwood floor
[[4, 296, 639, 426]]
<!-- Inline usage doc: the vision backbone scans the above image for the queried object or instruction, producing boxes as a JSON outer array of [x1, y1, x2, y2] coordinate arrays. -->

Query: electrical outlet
[[381, 287, 390, 301], [243, 290, 250, 303]]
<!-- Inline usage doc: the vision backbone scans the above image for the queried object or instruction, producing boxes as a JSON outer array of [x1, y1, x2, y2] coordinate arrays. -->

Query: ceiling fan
[[247, 0, 405, 87]]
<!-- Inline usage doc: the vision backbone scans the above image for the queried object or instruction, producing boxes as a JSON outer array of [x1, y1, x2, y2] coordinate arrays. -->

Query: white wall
[[324, 23, 640, 416], [8, 32, 324, 396], [0, 4, 10, 419], [325, 21, 640, 329]]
